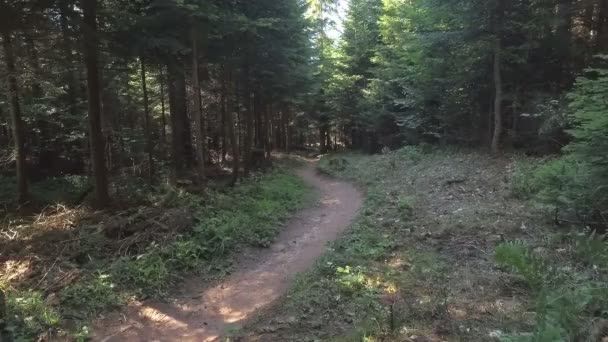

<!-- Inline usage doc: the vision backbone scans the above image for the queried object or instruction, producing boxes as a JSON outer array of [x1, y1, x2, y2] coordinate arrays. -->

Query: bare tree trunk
[[597, 0, 608, 52], [242, 64, 253, 177], [491, 37, 503, 155], [140, 56, 153, 183], [191, 26, 206, 185], [224, 66, 239, 184], [167, 62, 191, 178], [319, 125, 327, 154], [2, 29, 28, 203], [220, 87, 227, 164], [159, 67, 167, 142], [82, 0, 110, 208]]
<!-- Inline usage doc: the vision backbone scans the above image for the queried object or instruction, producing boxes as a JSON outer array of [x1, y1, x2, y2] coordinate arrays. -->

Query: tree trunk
[[319, 125, 327, 154], [81, 0, 110, 208], [242, 64, 253, 177], [597, 0, 608, 52], [224, 66, 239, 184], [191, 26, 206, 185], [167, 62, 191, 178], [159, 67, 167, 142], [220, 87, 227, 163], [140, 56, 153, 183], [491, 37, 503, 155], [2, 30, 28, 203]]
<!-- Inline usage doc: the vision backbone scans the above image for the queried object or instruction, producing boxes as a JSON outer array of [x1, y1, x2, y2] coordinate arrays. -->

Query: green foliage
[[512, 62, 608, 220], [111, 248, 170, 295], [59, 273, 122, 318], [4, 290, 61, 340], [571, 230, 608, 269], [496, 240, 608, 341], [495, 242, 548, 289]]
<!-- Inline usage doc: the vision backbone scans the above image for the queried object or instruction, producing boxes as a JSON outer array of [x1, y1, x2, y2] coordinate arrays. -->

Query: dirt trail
[[93, 161, 362, 342]]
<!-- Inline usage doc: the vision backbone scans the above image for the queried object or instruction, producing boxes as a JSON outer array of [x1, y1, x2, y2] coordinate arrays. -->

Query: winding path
[[93, 161, 363, 342]]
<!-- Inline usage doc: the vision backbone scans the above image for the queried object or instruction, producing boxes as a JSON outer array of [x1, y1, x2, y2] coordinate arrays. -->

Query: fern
[[495, 242, 548, 289]]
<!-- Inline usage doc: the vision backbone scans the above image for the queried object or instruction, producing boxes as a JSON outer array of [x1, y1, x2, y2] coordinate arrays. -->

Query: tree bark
[[491, 37, 503, 155], [167, 61, 191, 178], [2, 29, 28, 203], [191, 26, 206, 185], [81, 0, 110, 208], [319, 125, 327, 154], [242, 64, 253, 177], [159, 66, 167, 142], [224, 66, 239, 184], [140, 56, 153, 183], [597, 0, 608, 52]]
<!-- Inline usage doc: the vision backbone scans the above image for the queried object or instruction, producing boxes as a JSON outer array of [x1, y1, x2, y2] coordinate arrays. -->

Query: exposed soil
[[92, 161, 363, 342]]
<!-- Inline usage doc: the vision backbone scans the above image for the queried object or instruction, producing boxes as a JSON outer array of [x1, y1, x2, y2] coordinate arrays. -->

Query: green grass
[[2, 167, 313, 340]]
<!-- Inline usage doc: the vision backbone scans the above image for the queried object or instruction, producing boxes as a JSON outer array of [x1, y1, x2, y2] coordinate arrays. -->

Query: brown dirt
[[92, 161, 363, 342]]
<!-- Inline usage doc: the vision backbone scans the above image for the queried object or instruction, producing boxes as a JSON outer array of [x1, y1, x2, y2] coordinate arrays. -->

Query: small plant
[[398, 146, 424, 163], [168, 238, 210, 270], [5, 290, 61, 340], [111, 249, 170, 295], [572, 230, 608, 269], [59, 273, 121, 317], [495, 242, 548, 289], [397, 195, 415, 219]]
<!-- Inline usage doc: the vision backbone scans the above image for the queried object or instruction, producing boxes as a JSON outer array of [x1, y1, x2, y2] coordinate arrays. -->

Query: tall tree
[[82, 0, 110, 208], [2, 26, 28, 203]]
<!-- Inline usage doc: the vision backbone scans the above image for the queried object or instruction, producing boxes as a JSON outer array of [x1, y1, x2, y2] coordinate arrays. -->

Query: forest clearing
[[1, 0, 608, 341]]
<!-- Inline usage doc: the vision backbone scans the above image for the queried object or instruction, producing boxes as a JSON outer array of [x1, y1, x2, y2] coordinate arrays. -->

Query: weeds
[[4, 289, 61, 340]]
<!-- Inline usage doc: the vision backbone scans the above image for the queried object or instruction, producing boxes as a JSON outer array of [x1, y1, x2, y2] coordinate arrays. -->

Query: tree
[[1, 3, 28, 203], [191, 24, 206, 184], [82, 0, 110, 208]]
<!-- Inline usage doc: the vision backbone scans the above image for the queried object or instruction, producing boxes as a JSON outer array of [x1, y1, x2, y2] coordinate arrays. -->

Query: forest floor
[[1, 161, 315, 340], [240, 147, 603, 341], [91, 161, 362, 341]]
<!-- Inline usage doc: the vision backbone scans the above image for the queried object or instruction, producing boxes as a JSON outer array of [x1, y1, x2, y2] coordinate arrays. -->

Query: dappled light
[[2, 0, 608, 340]]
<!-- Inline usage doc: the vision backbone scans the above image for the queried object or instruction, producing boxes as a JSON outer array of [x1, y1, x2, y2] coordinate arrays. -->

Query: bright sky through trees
[[327, 0, 347, 39]]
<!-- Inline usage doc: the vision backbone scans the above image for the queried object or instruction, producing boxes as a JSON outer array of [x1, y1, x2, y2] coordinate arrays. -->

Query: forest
[[1, 0, 608, 340]]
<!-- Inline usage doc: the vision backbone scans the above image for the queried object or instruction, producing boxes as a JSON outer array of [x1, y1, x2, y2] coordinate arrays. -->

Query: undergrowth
[[1, 166, 312, 340], [248, 147, 607, 341]]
